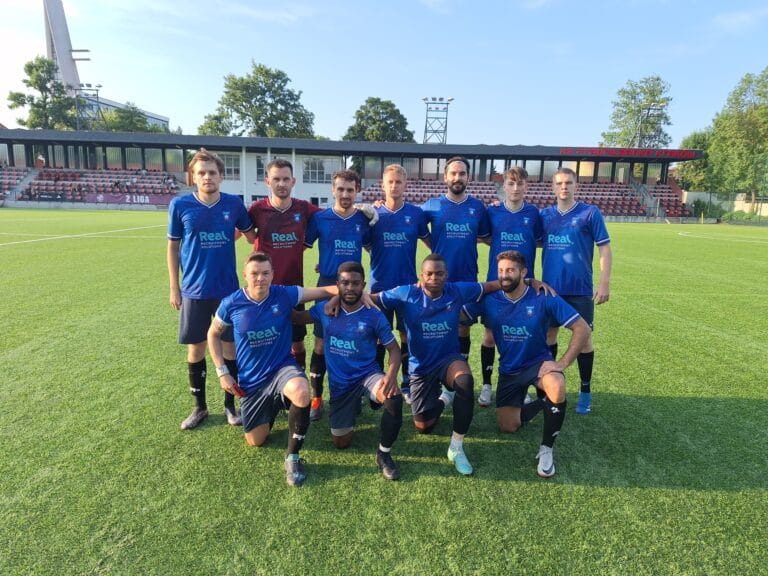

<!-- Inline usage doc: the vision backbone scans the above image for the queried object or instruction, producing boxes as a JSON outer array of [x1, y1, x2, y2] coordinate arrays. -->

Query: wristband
[[215, 365, 230, 377]]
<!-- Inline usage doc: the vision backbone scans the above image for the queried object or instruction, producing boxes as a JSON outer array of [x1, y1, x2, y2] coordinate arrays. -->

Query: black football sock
[[578, 351, 594, 393], [480, 345, 495, 386], [187, 359, 207, 410], [309, 352, 326, 399], [542, 398, 567, 448], [223, 358, 238, 410], [400, 341, 410, 386], [380, 395, 403, 449], [375, 343, 386, 372], [521, 398, 545, 425], [459, 336, 471, 360], [286, 403, 310, 455], [452, 373, 475, 436], [292, 348, 306, 371], [548, 343, 558, 360]]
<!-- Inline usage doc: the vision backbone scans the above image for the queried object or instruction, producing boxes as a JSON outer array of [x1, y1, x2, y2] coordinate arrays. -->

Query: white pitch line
[[677, 231, 768, 244], [0, 224, 166, 247]]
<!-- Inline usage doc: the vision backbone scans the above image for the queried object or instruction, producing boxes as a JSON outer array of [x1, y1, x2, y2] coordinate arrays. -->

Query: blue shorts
[[179, 297, 233, 344], [549, 295, 594, 330], [409, 353, 465, 417], [240, 364, 306, 433], [329, 373, 383, 433], [496, 362, 543, 408]]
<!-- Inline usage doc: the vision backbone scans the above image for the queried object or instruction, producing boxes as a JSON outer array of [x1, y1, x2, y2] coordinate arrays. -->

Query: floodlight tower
[[422, 97, 454, 144]]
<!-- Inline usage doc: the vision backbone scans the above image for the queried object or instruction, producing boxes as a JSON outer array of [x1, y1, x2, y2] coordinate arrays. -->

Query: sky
[[1, 0, 767, 148]]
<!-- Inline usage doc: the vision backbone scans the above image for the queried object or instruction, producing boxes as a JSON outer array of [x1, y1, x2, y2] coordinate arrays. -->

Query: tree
[[198, 62, 314, 138], [707, 67, 768, 208], [343, 97, 415, 143], [676, 128, 711, 191], [600, 75, 672, 148], [7, 56, 78, 130], [100, 102, 153, 132]]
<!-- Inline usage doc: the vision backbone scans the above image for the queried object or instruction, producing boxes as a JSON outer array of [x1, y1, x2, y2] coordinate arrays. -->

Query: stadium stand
[[647, 183, 692, 217], [0, 166, 30, 200], [17, 168, 180, 202], [360, 178, 648, 216]]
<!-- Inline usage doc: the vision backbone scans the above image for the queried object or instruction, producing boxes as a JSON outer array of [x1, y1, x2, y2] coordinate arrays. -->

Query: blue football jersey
[[380, 282, 482, 375], [421, 194, 490, 282], [541, 202, 610, 296], [486, 202, 543, 281], [309, 303, 395, 396], [304, 208, 372, 282], [167, 192, 253, 299], [464, 288, 580, 373], [215, 285, 302, 394], [369, 202, 429, 292]]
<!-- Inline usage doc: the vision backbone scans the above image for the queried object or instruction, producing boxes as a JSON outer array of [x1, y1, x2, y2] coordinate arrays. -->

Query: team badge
[[469, 208, 475, 216], [357, 322, 367, 333], [405, 216, 411, 224], [293, 213, 301, 222], [271, 304, 281, 315], [523, 217, 530, 225], [223, 211, 230, 221], [526, 306, 535, 317], [355, 224, 361, 233], [571, 217, 579, 226]]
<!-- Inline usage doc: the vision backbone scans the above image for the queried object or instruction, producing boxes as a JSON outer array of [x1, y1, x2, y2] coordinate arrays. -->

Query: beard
[[448, 181, 466, 195], [501, 277, 521, 293]]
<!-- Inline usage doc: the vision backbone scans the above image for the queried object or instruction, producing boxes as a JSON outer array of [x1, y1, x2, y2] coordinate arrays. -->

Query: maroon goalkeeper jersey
[[248, 197, 321, 286]]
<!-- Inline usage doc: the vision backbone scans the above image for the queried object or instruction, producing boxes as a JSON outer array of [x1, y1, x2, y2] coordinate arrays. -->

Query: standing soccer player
[[207, 251, 341, 487], [295, 262, 404, 480], [421, 156, 490, 360], [304, 170, 372, 421], [368, 164, 429, 400], [478, 166, 543, 407], [247, 159, 321, 372], [463, 250, 590, 477], [167, 148, 256, 430], [541, 167, 612, 415]]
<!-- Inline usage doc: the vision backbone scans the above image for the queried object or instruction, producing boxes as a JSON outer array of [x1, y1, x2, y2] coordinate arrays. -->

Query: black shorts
[[240, 364, 306, 432], [409, 353, 465, 417], [549, 295, 594, 330], [179, 297, 233, 344], [496, 362, 543, 408], [328, 373, 383, 433]]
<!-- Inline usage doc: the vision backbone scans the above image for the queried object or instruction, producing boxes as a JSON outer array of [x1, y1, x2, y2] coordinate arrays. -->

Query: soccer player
[[246, 159, 321, 373], [463, 250, 590, 478], [167, 148, 256, 430], [478, 166, 543, 407], [368, 164, 429, 401], [294, 261, 404, 480], [303, 170, 373, 422], [207, 251, 341, 487], [421, 156, 490, 361], [373, 254, 499, 476], [541, 167, 613, 415]]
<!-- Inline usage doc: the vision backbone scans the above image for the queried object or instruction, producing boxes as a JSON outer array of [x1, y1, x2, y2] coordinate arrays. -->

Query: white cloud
[[712, 6, 768, 33]]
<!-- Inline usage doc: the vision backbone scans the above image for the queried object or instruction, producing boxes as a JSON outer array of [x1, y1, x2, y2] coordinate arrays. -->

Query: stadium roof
[[0, 129, 702, 163]]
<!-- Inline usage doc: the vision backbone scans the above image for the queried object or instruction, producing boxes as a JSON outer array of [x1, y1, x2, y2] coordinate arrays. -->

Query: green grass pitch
[[1, 208, 766, 575]]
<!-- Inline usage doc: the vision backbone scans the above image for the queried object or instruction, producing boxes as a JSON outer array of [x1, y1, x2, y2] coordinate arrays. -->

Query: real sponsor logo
[[272, 231, 299, 243], [335, 239, 357, 249], [383, 232, 408, 241], [547, 233, 573, 246], [199, 230, 228, 243], [247, 326, 279, 341], [501, 231, 525, 242], [446, 222, 471, 233], [330, 335, 359, 352], [502, 324, 532, 337]]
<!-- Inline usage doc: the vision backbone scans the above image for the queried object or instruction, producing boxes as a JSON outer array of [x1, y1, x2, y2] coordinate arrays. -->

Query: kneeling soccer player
[[207, 251, 340, 487], [464, 250, 590, 478], [295, 261, 404, 480]]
